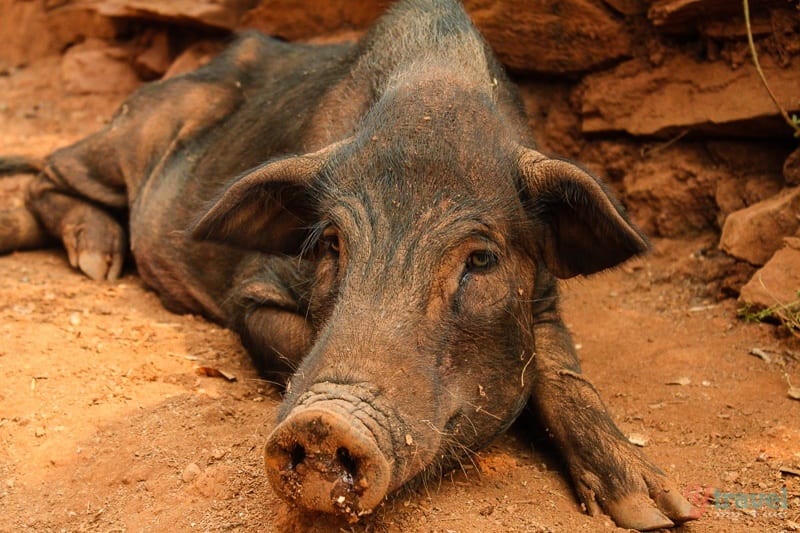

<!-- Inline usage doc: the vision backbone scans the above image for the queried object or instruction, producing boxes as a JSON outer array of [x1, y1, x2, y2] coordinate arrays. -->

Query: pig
[[0, 0, 696, 529]]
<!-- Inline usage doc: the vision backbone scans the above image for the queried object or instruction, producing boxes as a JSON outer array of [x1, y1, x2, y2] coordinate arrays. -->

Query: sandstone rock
[[464, 0, 632, 73], [92, 0, 257, 30], [517, 82, 581, 156], [240, 0, 389, 40], [739, 237, 800, 311], [242, 0, 632, 74], [0, 1, 120, 69], [61, 39, 141, 94], [706, 140, 791, 176], [621, 144, 721, 237], [164, 41, 225, 79], [648, 0, 787, 33], [133, 30, 171, 80], [581, 55, 800, 138], [785, 147, 800, 186], [715, 175, 784, 227], [720, 187, 800, 266], [707, 140, 789, 224]]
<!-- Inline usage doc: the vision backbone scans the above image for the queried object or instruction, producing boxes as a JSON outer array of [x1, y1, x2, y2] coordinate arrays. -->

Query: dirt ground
[[1, 59, 799, 533]]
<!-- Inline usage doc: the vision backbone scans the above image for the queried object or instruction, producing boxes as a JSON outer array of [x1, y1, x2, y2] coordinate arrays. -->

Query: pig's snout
[[264, 405, 391, 519]]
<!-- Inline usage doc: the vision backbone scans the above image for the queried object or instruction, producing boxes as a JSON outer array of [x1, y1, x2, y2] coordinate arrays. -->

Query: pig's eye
[[465, 250, 498, 273], [320, 229, 341, 256]]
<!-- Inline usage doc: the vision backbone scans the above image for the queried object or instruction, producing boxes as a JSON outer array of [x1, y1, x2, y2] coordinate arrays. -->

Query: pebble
[[182, 462, 201, 483]]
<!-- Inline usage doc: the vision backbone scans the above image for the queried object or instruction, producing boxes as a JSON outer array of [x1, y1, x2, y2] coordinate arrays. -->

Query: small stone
[[182, 462, 201, 483], [211, 449, 226, 461], [667, 377, 691, 386], [628, 433, 648, 447]]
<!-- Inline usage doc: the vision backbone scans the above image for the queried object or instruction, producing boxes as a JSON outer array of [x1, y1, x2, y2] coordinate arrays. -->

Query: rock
[[240, 0, 389, 41], [0, 1, 121, 69], [785, 147, 800, 186], [133, 30, 171, 80], [620, 144, 722, 237], [464, 0, 632, 73], [91, 0, 258, 30], [242, 0, 632, 74], [517, 82, 581, 156], [164, 41, 225, 79], [720, 187, 800, 266], [707, 140, 788, 224], [61, 39, 141, 94], [45, 5, 124, 52], [739, 238, 800, 310], [581, 55, 800, 138], [648, 0, 788, 33], [715, 175, 784, 227], [181, 462, 201, 483]]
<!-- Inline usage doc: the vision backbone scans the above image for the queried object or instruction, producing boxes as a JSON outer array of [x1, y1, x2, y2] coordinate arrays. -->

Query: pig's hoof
[[574, 461, 697, 531], [62, 218, 126, 281], [76, 250, 124, 281]]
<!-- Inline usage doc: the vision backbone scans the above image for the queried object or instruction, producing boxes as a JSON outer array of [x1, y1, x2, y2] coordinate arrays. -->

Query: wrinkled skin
[[0, 0, 698, 530]]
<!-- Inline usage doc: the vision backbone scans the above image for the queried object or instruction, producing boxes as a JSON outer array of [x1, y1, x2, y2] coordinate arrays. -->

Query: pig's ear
[[192, 147, 334, 253], [518, 148, 649, 279]]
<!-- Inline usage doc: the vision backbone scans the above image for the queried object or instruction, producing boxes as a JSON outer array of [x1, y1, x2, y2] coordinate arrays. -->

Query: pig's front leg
[[26, 171, 126, 281], [528, 278, 695, 531], [225, 255, 314, 386]]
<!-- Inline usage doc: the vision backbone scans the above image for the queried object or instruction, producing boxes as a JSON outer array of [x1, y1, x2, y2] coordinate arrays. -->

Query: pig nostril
[[264, 407, 392, 515], [290, 444, 306, 467], [336, 446, 358, 477]]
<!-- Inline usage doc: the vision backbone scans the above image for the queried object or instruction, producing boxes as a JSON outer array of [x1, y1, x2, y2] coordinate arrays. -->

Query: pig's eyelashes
[[319, 228, 341, 256], [465, 250, 498, 273]]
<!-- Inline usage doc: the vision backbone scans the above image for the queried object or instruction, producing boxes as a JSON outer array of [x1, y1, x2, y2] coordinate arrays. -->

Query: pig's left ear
[[518, 148, 649, 279], [192, 144, 338, 253]]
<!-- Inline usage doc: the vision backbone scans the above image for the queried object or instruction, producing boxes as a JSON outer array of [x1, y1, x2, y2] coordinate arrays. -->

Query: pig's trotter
[[61, 208, 126, 281], [226, 256, 314, 384], [240, 306, 312, 383], [27, 175, 126, 281], [534, 366, 695, 529], [531, 299, 696, 530]]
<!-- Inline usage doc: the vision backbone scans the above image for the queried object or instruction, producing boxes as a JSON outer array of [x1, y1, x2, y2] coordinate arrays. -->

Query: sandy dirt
[[1, 59, 799, 533]]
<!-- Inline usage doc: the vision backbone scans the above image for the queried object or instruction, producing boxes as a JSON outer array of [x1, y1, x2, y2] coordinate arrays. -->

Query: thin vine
[[743, 0, 800, 138]]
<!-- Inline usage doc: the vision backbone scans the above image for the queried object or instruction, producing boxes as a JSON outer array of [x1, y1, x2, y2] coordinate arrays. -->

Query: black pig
[[0, 0, 695, 529]]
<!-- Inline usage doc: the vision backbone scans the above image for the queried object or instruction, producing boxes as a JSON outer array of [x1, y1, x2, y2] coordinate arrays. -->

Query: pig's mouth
[[264, 383, 424, 521]]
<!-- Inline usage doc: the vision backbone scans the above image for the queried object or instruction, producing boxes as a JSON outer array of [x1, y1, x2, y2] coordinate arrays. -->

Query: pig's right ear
[[518, 148, 649, 279], [191, 146, 335, 253]]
